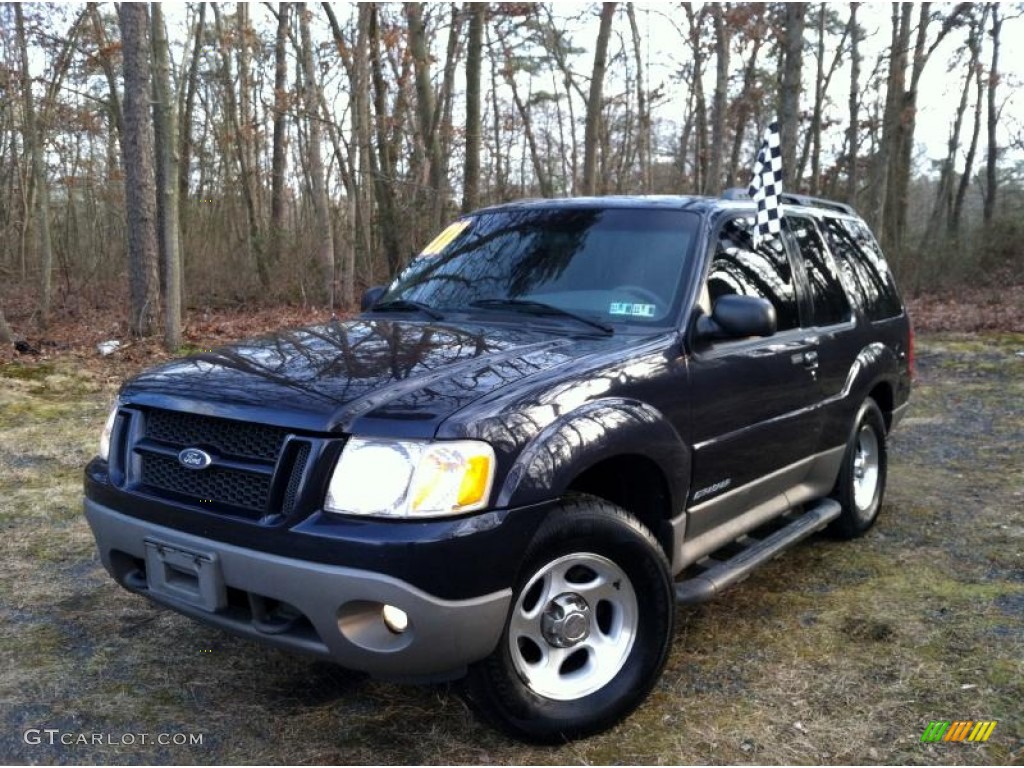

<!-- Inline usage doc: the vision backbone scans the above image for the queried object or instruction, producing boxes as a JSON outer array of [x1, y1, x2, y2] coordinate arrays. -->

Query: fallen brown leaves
[[0, 297, 349, 380], [906, 283, 1024, 334]]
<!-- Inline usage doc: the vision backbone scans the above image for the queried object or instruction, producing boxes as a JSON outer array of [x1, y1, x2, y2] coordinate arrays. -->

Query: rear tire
[[464, 496, 674, 743], [829, 397, 888, 539]]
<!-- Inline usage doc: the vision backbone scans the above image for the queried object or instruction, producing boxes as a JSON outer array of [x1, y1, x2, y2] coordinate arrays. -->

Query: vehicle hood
[[120, 317, 619, 436]]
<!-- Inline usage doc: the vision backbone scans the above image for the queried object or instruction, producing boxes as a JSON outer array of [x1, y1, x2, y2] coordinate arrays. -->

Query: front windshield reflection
[[380, 208, 699, 327]]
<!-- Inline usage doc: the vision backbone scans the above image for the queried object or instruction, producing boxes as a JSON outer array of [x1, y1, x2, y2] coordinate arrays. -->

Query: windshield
[[377, 207, 700, 328]]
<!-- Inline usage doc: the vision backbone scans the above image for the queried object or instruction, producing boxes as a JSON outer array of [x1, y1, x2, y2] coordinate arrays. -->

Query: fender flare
[[838, 342, 899, 410], [495, 397, 690, 514]]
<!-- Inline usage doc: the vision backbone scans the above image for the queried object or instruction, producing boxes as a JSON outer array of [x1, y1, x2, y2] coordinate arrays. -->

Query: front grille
[[141, 453, 272, 513], [146, 409, 287, 461], [130, 408, 315, 521]]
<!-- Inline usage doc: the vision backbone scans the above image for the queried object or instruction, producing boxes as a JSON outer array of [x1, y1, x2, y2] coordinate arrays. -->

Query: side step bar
[[675, 499, 841, 604]]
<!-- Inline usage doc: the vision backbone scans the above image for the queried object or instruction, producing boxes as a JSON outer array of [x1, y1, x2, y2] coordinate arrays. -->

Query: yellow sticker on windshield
[[419, 220, 470, 256]]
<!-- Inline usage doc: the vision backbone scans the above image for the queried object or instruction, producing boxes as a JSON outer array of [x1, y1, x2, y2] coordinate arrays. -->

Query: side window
[[787, 215, 852, 327], [708, 215, 800, 332], [820, 217, 903, 320]]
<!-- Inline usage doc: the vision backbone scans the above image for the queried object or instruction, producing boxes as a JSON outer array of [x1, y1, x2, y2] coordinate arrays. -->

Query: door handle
[[791, 350, 819, 368]]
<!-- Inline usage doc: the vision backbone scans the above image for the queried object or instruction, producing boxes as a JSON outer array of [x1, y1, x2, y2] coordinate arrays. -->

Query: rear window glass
[[820, 217, 902, 321], [787, 216, 852, 327]]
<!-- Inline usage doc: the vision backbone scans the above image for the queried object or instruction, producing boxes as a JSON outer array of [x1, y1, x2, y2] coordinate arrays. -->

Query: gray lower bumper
[[84, 499, 510, 680]]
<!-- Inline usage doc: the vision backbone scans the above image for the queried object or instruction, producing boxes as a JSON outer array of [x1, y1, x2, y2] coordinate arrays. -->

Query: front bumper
[[85, 498, 511, 681]]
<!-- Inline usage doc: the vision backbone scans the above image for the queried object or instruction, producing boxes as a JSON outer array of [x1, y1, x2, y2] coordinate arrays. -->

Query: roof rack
[[720, 188, 857, 216]]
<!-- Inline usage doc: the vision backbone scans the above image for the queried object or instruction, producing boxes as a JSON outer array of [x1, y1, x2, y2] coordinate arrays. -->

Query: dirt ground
[[0, 329, 1021, 765]]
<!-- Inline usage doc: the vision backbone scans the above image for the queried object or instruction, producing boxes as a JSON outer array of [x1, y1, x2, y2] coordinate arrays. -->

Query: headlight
[[98, 401, 120, 461], [325, 438, 496, 518]]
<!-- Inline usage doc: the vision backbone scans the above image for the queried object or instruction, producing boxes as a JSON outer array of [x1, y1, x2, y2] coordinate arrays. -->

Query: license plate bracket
[[144, 540, 227, 612]]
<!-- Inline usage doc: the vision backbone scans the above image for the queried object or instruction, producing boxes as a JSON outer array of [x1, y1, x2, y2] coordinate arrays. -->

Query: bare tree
[[118, 3, 161, 336], [983, 3, 1001, 222], [298, 3, 334, 307], [212, 4, 267, 288], [780, 3, 805, 188], [463, 4, 485, 212], [151, 3, 181, 350], [626, 3, 650, 192], [270, 3, 290, 266], [15, 4, 55, 329], [708, 3, 729, 194], [582, 2, 616, 196], [845, 3, 861, 204]]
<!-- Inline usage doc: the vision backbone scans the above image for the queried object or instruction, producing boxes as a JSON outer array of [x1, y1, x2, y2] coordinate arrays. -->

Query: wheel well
[[868, 382, 894, 431], [566, 455, 674, 559]]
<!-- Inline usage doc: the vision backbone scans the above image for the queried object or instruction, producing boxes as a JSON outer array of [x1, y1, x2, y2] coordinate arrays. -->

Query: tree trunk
[[780, 2, 805, 189], [406, 2, 445, 228], [16, 4, 55, 329], [927, 51, 972, 238], [582, 2, 616, 196], [845, 3, 861, 204], [0, 305, 13, 345], [983, 3, 1001, 222], [117, 3, 161, 337], [151, 4, 181, 351], [462, 4, 485, 212], [626, 3, 650, 192], [708, 3, 729, 194], [882, 3, 967, 256], [952, 51, 985, 234], [368, 6, 404, 275], [178, 4, 205, 208], [270, 3, 290, 266], [298, 3, 334, 307], [683, 3, 708, 193]]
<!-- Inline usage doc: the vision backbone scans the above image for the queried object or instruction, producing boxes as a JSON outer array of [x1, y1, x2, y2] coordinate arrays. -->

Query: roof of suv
[[476, 193, 859, 219]]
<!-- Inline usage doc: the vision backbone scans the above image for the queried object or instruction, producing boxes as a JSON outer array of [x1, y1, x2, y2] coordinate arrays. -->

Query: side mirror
[[696, 294, 777, 340], [360, 286, 386, 312]]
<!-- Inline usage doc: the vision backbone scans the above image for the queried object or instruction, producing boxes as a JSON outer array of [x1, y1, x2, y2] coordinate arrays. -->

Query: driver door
[[683, 214, 823, 539]]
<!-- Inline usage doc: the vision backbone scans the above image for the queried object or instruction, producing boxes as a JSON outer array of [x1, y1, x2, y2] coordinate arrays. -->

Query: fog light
[[381, 604, 409, 634]]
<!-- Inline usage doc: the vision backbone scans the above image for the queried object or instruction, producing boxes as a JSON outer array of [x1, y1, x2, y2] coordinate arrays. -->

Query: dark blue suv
[[85, 193, 912, 742]]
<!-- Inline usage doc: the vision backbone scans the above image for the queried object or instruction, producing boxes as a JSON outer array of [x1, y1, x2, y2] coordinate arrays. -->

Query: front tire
[[465, 496, 674, 743], [829, 397, 888, 539]]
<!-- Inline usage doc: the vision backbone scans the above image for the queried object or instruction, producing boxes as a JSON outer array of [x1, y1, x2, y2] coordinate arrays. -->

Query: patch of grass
[[1, 361, 57, 380]]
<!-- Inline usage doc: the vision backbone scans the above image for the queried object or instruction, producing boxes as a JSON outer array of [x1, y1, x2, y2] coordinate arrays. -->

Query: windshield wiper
[[469, 298, 614, 335], [370, 299, 445, 321]]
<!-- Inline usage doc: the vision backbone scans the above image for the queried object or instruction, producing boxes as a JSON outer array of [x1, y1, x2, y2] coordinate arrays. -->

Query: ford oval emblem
[[178, 448, 213, 470]]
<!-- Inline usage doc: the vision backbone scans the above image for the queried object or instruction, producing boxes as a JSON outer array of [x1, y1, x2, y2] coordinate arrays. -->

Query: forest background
[[1, 1, 1022, 353]]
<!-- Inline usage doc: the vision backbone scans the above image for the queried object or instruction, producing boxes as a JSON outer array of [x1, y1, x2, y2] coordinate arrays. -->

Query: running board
[[675, 499, 841, 604]]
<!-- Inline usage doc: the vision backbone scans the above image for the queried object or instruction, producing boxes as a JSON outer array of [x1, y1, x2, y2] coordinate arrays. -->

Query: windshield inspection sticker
[[419, 220, 470, 256], [610, 302, 656, 318]]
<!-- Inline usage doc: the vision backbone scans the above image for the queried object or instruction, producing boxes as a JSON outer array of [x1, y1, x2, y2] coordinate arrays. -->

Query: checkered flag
[[748, 122, 784, 248]]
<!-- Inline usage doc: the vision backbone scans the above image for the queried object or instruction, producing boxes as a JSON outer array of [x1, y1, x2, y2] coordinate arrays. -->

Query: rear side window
[[820, 217, 903, 320], [787, 216, 852, 327], [708, 215, 800, 332]]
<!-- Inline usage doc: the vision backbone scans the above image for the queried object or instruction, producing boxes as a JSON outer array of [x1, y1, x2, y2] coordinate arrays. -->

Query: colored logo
[[920, 720, 997, 743], [178, 448, 213, 470]]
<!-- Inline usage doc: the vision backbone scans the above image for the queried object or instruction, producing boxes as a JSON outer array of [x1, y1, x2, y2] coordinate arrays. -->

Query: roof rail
[[777, 193, 857, 216], [719, 188, 857, 216]]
